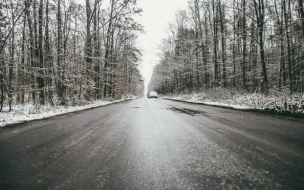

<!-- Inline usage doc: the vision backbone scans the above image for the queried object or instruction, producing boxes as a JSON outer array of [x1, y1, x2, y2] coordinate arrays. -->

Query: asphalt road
[[1, 98, 304, 190]]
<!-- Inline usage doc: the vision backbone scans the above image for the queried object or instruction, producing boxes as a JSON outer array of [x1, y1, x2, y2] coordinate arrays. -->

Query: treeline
[[150, 0, 304, 96], [0, 0, 144, 111]]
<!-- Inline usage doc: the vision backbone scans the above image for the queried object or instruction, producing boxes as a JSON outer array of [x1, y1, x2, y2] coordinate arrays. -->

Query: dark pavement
[[0, 98, 304, 189]]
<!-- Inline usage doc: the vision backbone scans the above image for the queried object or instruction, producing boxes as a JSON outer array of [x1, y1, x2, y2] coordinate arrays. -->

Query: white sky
[[135, 0, 188, 92], [77, 0, 189, 93]]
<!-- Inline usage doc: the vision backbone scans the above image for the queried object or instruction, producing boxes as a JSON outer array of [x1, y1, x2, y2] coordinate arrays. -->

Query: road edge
[[161, 97, 304, 120], [0, 98, 138, 129]]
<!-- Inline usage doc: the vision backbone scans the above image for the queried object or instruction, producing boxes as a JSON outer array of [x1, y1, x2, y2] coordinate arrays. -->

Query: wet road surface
[[0, 98, 304, 189]]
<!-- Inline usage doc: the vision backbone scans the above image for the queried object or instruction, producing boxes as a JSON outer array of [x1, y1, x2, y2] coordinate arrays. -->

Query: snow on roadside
[[0, 96, 137, 127], [163, 94, 251, 110], [162, 90, 304, 114]]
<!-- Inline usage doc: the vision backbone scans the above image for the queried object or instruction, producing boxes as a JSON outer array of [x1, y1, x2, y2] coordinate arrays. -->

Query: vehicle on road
[[148, 91, 158, 98]]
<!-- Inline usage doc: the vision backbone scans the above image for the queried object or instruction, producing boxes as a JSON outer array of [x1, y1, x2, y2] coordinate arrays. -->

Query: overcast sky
[[78, 0, 188, 91], [135, 0, 188, 89]]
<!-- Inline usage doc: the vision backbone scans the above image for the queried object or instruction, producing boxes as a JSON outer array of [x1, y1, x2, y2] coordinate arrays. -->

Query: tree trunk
[[104, 0, 114, 99], [219, 0, 227, 87], [57, 0, 63, 101], [21, 5, 26, 104], [38, 0, 44, 104], [241, 0, 246, 90], [212, 0, 219, 86], [25, 0, 37, 102], [299, 0, 304, 38], [45, 0, 52, 104], [8, 1, 15, 111], [254, 0, 268, 94], [283, 0, 293, 94], [85, 0, 92, 100]]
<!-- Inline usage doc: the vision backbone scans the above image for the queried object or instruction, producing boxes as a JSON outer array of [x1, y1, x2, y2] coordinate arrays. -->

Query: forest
[[150, 0, 304, 105], [0, 0, 144, 112]]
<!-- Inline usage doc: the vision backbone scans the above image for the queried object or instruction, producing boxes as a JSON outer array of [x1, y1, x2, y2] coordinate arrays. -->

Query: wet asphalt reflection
[[0, 97, 304, 189]]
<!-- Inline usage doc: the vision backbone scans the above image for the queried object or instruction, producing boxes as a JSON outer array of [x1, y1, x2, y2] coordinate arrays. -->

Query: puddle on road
[[165, 106, 210, 117]]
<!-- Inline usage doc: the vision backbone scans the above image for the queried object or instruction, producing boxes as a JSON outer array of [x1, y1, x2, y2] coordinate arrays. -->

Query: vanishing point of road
[[0, 98, 304, 189]]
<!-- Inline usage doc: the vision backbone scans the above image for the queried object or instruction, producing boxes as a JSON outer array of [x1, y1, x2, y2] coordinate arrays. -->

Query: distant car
[[148, 91, 158, 98]]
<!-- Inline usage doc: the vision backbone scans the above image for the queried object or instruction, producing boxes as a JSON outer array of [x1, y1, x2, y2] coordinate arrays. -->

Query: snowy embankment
[[0, 95, 138, 127], [162, 88, 304, 116]]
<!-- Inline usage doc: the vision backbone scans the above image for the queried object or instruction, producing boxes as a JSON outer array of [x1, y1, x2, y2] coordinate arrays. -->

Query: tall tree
[[219, 0, 227, 87], [212, 0, 219, 86], [254, 0, 268, 93], [299, 0, 304, 38], [38, 0, 44, 104], [241, 0, 247, 89], [283, 0, 293, 93], [57, 0, 64, 100]]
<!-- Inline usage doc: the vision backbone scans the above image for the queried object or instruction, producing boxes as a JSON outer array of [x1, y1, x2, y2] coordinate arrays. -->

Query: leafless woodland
[[150, 0, 304, 99], [0, 0, 144, 111]]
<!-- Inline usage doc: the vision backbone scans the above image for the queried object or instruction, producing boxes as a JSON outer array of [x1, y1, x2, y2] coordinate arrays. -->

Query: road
[[0, 98, 304, 190]]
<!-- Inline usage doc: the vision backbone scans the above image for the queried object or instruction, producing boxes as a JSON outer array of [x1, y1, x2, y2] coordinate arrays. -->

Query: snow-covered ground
[[0, 95, 138, 127], [162, 88, 304, 115]]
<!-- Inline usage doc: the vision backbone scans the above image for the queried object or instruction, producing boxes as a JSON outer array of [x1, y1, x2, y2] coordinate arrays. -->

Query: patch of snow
[[162, 89, 304, 114], [0, 96, 138, 127]]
